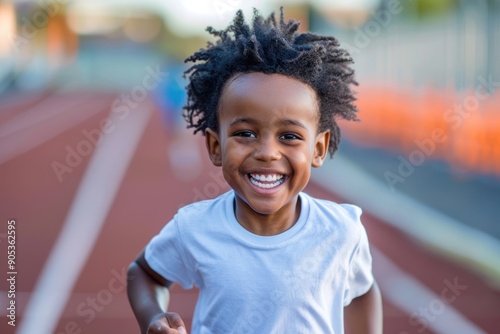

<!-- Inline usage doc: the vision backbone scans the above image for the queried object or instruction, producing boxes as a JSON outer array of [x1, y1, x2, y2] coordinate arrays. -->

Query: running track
[[0, 91, 498, 334]]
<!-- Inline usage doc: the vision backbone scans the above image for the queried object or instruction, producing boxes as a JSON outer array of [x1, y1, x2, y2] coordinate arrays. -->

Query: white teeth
[[249, 174, 285, 189], [250, 174, 284, 182]]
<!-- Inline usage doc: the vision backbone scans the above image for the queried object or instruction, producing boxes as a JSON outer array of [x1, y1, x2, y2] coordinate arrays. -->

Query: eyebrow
[[229, 117, 256, 126], [229, 117, 308, 129], [277, 119, 308, 129]]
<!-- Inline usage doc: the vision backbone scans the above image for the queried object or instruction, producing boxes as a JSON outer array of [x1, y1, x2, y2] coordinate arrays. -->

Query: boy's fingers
[[146, 312, 188, 334], [147, 320, 169, 334], [166, 312, 187, 333]]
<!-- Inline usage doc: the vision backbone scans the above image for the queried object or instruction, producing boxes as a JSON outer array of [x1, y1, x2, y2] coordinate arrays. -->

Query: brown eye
[[234, 131, 256, 138], [280, 133, 300, 140]]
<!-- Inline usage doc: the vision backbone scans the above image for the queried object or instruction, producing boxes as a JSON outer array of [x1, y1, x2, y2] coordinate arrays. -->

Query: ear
[[205, 128, 222, 167], [312, 130, 330, 168]]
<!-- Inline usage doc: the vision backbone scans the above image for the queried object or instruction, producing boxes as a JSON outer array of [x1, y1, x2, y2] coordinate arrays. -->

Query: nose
[[253, 135, 281, 161]]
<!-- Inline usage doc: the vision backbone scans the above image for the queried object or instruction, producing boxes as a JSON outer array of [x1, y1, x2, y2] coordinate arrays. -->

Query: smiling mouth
[[248, 173, 285, 189]]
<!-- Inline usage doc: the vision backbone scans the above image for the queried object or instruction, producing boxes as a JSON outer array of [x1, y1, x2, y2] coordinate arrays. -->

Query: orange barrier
[[340, 85, 500, 177]]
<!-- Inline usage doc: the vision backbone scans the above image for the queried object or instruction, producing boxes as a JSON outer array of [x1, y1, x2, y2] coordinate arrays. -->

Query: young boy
[[127, 8, 382, 334]]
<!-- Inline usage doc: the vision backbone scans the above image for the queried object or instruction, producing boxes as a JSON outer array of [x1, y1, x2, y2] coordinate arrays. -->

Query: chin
[[245, 197, 288, 215]]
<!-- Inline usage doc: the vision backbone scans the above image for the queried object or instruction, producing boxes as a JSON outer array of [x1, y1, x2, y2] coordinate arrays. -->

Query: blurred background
[[0, 0, 499, 333]]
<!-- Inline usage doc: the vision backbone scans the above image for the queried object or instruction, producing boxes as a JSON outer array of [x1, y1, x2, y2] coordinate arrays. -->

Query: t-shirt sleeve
[[343, 222, 374, 306], [144, 215, 196, 289]]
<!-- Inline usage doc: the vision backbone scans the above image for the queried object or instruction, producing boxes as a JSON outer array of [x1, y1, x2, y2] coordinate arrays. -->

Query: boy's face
[[205, 72, 329, 219]]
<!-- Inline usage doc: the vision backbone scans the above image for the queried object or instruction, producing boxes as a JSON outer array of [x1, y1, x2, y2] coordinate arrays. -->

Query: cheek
[[222, 148, 243, 174], [288, 149, 312, 170], [222, 156, 237, 171]]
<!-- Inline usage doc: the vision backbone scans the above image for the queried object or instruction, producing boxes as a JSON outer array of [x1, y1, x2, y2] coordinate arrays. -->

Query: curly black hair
[[183, 8, 359, 156]]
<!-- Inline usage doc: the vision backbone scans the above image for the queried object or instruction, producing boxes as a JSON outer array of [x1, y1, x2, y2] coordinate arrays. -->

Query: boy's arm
[[127, 251, 188, 334], [344, 280, 383, 334]]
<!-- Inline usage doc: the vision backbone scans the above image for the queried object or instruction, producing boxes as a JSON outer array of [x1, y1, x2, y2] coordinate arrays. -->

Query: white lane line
[[0, 291, 130, 318], [0, 97, 110, 165], [0, 91, 47, 115], [17, 106, 152, 334], [371, 247, 486, 334], [311, 154, 500, 287], [0, 93, 94, 139]]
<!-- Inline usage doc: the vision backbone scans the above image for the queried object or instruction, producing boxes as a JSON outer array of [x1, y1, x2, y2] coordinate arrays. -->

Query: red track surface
[[0, 92, 498, 333]]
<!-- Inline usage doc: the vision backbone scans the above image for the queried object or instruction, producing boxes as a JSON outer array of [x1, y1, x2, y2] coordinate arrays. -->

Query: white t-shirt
[[145, 190, 373, 334]]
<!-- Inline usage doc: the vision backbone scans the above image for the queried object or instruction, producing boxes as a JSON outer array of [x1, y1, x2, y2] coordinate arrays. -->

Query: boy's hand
[[147, 312, 188, 334]]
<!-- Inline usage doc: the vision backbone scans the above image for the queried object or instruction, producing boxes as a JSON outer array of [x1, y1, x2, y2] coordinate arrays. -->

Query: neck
[[234, 195, 301, 236]]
